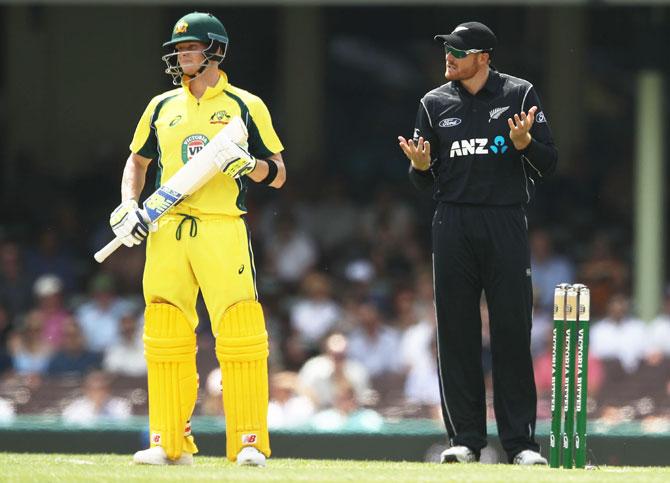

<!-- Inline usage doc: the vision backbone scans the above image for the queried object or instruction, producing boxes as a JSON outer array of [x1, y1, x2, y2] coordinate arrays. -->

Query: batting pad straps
[[144, 334, 197, 363], [144, 303, 199, 460], [216, 333, 269, 362], [215, 300, 270, 461]]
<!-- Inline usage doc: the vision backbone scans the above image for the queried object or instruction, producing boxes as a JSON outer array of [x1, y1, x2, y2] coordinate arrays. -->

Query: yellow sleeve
[[129, 90, 180, 158], [246, 96, 284, 159], [129, 98, 160, 158]]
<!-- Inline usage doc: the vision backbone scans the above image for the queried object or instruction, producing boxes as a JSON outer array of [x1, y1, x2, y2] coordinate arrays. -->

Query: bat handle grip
[[94, 237, 124, 263]]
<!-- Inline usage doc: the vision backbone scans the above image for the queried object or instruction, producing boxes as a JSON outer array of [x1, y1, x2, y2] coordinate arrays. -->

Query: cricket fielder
[[110, 12, 285, 466], [399, 22, 556, 465]]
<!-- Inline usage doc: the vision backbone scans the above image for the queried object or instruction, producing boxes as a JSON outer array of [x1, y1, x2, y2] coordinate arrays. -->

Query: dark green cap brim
[[163, 33, 228, 48]]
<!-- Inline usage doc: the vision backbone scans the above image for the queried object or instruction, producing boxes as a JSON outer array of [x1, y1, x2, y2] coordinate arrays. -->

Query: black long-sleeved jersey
[[409, 69, 557, 205]]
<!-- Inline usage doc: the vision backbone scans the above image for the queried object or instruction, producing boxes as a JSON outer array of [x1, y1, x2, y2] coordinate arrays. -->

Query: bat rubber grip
[[94, 237, 124, 263]]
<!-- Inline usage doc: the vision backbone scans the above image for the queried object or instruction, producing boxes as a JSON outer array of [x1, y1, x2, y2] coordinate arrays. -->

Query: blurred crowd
[[0, 179, 669, 433]]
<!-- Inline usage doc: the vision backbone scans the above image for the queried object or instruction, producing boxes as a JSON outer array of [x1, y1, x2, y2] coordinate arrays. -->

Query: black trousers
[[432, 202, 539, 461]]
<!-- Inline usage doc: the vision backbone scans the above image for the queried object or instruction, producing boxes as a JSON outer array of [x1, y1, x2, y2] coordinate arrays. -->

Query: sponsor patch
[[210, 110, 231, 124], [489, 135, 508, 154], [449, 138, 488, 158], [448, 136, 509, 157], [151, 432, 162, 445], [438, 117, 462, 128], [181, 134, 209, 163]]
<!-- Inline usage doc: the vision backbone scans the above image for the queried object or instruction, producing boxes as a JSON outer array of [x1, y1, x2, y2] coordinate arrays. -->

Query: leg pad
[[144, 303, 198, 460], [215, 300, 270, 461]]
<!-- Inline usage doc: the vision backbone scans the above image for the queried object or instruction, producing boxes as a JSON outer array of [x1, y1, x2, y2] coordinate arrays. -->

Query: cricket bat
[[94, 116, 248, 263]]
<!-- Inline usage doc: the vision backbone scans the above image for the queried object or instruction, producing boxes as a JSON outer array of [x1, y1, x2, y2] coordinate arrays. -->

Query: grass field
[[1, 454, 669, 482]]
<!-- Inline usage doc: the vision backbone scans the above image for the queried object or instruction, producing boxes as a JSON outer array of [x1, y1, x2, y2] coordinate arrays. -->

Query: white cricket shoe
[[236, 446, 266, 467], [513, 449, 548, 465], [440, 445, 477, 463], [133, 446, 194, 465]]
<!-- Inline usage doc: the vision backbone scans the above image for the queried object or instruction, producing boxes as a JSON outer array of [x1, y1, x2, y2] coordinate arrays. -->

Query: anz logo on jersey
[[449, 136, 509, 158]]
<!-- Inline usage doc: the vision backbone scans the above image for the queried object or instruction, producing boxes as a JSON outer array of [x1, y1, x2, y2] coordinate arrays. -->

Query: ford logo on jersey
[[439, 117, 462, 128], [449, 136, 509, 158]]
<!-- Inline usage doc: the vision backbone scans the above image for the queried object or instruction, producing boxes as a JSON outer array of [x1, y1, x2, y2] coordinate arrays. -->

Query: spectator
[[397, 287, 436, 374], [8, 313, 52, 376], [529, 228, 575, 313], [289, 272, 342, 351], [298, 333, 371, 409], [348, 300, 401, 377], [310, 382, 383, 432], [579, 233, 628, 317], [76, 273, 133, 352], [0, 303, 13, 375], [103, 311, 146, 377], [24, 228, 76, 292], [360, 186, 414, 248], [61, 371, 131, 424], [399, 311, 435, 374], [392, 288, 420, 332], [530, 292, 552, 358], [47, 319, 101, 376], [414, 267, 435, 316], [0, 397, 15, 423], [308, 179, 359, 253], [0, 241, 33, 316], [590, 293, 647, 373], [646, 288, 670, 359], [267, 371, 315, 429], [403, 330, 441, 419], [202, 367, 223, 416], [29, 274, 71, 349], [264, 213, 318, 285]]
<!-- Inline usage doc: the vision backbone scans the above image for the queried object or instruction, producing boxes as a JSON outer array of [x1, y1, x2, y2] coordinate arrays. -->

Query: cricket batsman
[[109, 11, 285, 466]]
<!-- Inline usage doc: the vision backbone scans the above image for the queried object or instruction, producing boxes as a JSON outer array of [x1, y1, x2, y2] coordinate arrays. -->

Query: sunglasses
[[444, 44, 492, 59]]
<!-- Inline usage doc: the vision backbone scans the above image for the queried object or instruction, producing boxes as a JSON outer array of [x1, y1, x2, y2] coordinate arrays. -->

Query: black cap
[[434, 22, 497, 51]]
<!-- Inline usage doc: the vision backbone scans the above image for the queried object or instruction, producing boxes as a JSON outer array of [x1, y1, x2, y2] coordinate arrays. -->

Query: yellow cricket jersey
[[129, 71, 283, 216]]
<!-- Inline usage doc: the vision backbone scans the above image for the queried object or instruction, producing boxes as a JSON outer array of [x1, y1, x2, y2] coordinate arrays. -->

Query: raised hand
[[398, 136, 431, 171], [508, 105, 537, 150]]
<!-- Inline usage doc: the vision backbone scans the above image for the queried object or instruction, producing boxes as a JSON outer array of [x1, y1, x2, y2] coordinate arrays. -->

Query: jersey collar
[[481, 69, 502, 94], [455, 69, 502, 98], [183, 70, 229, 101]]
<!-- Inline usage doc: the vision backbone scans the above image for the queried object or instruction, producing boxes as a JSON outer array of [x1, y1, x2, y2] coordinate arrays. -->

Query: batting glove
[[109, 200, 153, 247], [213, 137, 257, 179]]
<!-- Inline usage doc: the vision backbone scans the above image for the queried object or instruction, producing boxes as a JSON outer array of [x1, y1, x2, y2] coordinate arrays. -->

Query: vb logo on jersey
[[181, 134, 209, 163]]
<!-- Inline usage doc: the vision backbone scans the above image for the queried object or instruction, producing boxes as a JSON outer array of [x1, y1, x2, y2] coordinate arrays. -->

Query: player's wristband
[[260, 159, 279, 185]]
